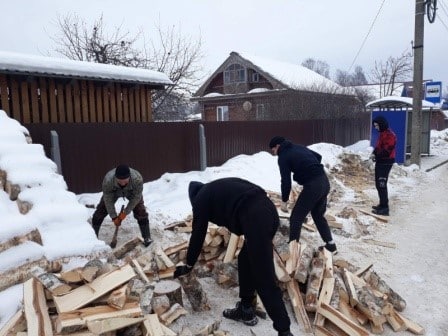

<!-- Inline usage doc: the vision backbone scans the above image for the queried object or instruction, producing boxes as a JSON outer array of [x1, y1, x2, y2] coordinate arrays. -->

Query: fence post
[[199, 124, 206, 171], [50, 130, 62, 174]]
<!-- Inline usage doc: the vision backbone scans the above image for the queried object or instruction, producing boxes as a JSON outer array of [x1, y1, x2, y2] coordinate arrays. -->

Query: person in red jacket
[[371, 116, 397, 216]]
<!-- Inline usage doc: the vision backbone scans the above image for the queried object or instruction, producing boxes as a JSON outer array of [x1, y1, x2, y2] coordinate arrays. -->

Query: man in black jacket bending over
[[174, 178, 294, 336], [269, 136, 337, 254]]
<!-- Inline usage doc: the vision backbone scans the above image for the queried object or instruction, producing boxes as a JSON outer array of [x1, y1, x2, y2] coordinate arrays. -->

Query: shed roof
[[366, 96, 435, 109], [0, 51, 173, 86]]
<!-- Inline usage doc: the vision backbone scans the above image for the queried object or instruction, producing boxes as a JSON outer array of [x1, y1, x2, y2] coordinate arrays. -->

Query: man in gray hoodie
[[91, 164, 152, 246]]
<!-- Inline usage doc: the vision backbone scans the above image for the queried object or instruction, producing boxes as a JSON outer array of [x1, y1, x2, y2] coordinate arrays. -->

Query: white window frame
[[217, 106, 229, 121]]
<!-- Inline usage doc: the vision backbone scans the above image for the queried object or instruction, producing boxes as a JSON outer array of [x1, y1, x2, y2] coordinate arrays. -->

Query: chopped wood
[[156, 248, 175, 268], [113, 237, 143, 259], [0, 258, 61, 292], [363, 270, 406, 312], [294, 242, 313, 284], [355, 285, 388, 326], [273, 248, 291, 282], [305, 254, 325, 312], [59, 268, 84, 283], [55, 302, 141, 334], [107, 283, 129, 309], [159, 303, 187, 326], [154, 280, 183, 306], [140, 286, 154, 315], [151, 295, 170, 316], [132, 258, 151, 284], [0, 309, 26, 336], [87, 317, 145, 334], [31, 266, 72, 296], [358, 209, 388, 223], [142, 314, 165, 336], [317, 302, 370, 336], [0, 228, 42, 253], [163, 241, 188, 256], [362, 239, 396, 249], [223, 234, 240, 263], [384, 305, 406, 332], [342, 268, 358, 307], [175, 226, 193, 233], [195, 320, 221, 335], [23, 278, 53, 336], [285, 241, 300, 275], [338, 299, 368, 326], [177, 271, 210, 311], [285, 280, 312, 332], [53, 264, 136, 313], [355, 263, 374, 278], [396, 312, 425, 335], [164, 220, 188, 230], [314, 277, 335, 326], [328, 220, 343, 229], [213, 261, 238, 288], [80, 259, 111, 283]]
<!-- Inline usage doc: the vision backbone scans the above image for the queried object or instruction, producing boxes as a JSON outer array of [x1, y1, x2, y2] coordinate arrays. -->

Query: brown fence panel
[[20, 81, 31, 124], [0, 74, 10, 114], [25, 116, 370, 194]]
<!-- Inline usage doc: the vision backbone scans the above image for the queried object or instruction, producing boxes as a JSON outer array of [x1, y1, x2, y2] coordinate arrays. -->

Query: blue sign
[[425, 81, 442, 103]]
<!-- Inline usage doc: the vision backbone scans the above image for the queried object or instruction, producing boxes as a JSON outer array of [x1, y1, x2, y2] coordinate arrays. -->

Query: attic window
[[224, 64, 246, 84]]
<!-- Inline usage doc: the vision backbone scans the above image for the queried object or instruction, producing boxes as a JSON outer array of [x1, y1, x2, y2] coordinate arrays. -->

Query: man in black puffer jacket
[[174, 178, 294, 336], [269, 136, 337, 254]]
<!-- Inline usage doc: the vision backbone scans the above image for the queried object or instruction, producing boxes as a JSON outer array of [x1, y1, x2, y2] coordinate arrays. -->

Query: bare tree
[[370, 50, 412, 97], [301, 58, 330, 79], [49, 13, 204, 120]]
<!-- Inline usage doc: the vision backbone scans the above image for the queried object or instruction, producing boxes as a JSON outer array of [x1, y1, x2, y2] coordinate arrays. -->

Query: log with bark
[[177, 271, 210, 311], [153, 280, 183, 307], [113, 237, 143, 259], [31, 266, 72, 296], [363, 270, 406, 312], [0, 228, 42, 253]]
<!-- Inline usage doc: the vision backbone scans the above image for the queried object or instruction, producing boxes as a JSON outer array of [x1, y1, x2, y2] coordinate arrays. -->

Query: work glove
[[280, 201, 289, 213], [118, 211, 127, 221], [112, 216, 122, 227], [174, 265, 193, 278]]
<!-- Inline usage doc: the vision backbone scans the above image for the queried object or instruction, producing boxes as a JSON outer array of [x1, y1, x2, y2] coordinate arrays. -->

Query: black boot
[[138, 218, 152, 247], [278, 331, 294, 336], [223, 302, 258, 326], [372, 207, 389, 216], [372, 204, 381, 210]]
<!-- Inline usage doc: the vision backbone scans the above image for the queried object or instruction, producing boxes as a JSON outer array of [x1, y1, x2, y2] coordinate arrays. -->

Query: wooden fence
[[0, 74, 153, 124]]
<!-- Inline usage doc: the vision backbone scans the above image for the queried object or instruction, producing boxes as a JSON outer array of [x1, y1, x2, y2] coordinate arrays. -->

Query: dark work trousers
[[238, 196, 291, 333], [375, 163, 393, 208], [289, 174, 333, 243], [91, 197, 149, 238]]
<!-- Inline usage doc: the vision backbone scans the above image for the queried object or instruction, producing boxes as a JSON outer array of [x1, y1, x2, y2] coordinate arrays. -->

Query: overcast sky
[[1, 0, 447, 93]]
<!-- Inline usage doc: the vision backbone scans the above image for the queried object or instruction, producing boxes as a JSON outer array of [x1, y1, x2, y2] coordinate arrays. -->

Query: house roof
[[194, 51, 346, 97], [366, 96, 435, 110], [0, 51, 173, 86]]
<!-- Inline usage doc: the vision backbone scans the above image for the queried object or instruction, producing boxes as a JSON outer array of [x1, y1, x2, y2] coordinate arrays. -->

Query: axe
[[110, 205, 125, 248]]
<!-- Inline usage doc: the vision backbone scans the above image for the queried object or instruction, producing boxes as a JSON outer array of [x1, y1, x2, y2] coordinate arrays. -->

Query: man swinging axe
[[91, 164, 152, 247]]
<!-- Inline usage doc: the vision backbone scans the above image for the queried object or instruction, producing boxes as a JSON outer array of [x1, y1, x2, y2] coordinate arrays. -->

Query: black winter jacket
[[186, 177, 266, 266], [277, 140, 325, 202]]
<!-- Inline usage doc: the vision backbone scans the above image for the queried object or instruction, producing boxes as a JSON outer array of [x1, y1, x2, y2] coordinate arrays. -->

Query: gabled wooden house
[[0, 51, 173, 124], [191, 51, 362, 121]]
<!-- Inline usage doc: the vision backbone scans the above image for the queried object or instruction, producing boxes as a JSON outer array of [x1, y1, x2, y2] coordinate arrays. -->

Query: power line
[[347, 0, 387, 73]]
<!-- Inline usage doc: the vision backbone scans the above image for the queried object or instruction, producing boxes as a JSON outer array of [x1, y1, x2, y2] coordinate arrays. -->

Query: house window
[[217, 106, 229, 121], [224, 64, 246, 84], [252, 72, 259, 82], [256, 104, 266, 120]]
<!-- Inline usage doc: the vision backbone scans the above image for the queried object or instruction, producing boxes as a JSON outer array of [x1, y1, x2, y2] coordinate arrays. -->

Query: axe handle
[[110, 205, 125, 248]]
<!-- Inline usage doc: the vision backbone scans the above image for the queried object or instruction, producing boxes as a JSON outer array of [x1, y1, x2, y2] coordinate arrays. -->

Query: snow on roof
[[237, 52, 344, 93], [366, 96, 435, 109], [0, 51, 173, 86]]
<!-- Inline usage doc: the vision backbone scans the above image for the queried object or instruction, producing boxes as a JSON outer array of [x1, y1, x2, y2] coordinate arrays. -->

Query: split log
[[273, 249, 291, 282], [140, 286, 154, 315], [305, 254, 325, 312], [81, 259, 112, 283], [55, 302, 141, 334], [23, 278, 53, 336], [151, 295, 170, 316], [396, 312, 425, 335], [154, 280, 183, 306], [223, 234, 240, 263], [356, 285, 388, 327], [31, 266, 72, 296], [164, 241, 189, 256], [87, 317, 145, 334], [384, 304, 406, 332], [294, 243, 313, 283], [0, 228, 42, 253], [0, 258, 62, 292], [53, 264, 136, 313], [338, 299, 368, 326], [113, 237, 142, 259], [342, 268, 359, 307], [195, 320, 221, 335], [213, 261, 238, 288], [317, 302, 370, 336], [159, 303, 188, 326], [358, 209, 388, 223], [142, 314, 165, 336], [363, 270, 406, 312], [314, 277, 335, 326], [59, 268, 84, 284], [285, 280, 312, 332], [132, 258, 150, 284], [177, 271, 210, 311], [0, 309, 26, 336], [107, 283, 129, 309]]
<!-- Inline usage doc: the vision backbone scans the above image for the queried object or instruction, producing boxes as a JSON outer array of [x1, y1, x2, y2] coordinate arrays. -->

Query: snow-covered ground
[[1, 108, 448, 335]]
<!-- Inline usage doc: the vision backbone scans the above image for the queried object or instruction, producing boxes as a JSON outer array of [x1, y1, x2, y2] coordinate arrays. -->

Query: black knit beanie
[[269, 136, 285, 148], [188, 181, 205, 202], [115, 164, 131, 179]]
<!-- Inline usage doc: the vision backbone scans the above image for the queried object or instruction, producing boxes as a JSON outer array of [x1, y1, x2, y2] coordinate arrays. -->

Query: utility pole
[[410, 0, 425, 166]]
